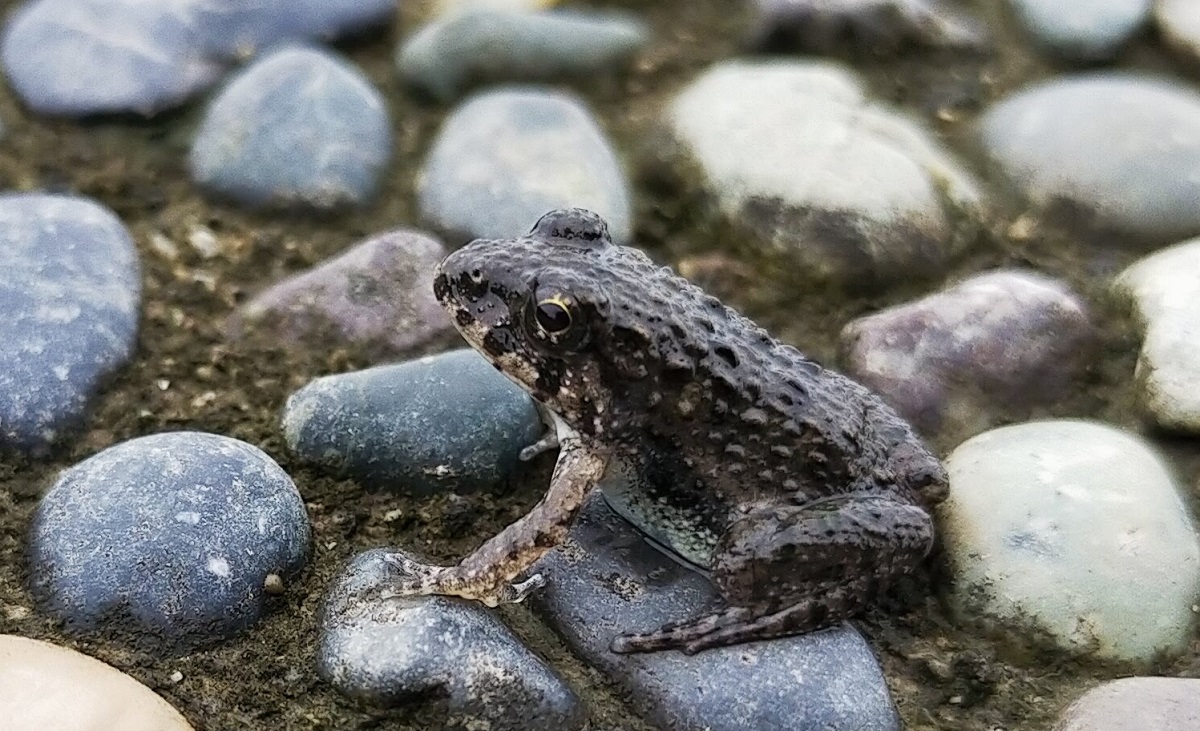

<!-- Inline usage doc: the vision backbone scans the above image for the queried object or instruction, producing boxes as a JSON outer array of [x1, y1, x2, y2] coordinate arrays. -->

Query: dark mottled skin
[[385, 208, 948, 654]]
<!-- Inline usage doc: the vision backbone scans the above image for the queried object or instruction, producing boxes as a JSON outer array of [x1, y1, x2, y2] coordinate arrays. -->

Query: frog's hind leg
[[610, 494, 934, 654]]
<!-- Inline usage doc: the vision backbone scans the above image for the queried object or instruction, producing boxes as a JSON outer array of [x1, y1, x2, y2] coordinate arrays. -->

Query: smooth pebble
[[1055, 677, 1200, 731], [1007, 0, 1150, 60]]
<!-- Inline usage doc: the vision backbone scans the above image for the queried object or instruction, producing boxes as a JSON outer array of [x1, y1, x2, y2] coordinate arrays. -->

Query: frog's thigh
[[713, 493, 935, 607]]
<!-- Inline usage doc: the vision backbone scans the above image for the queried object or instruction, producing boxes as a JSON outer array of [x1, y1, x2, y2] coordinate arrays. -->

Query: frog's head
[[434, 208, 626, 438]]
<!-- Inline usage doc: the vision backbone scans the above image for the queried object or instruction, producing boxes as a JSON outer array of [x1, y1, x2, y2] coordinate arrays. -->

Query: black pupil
[[536, 301, 571, 333]]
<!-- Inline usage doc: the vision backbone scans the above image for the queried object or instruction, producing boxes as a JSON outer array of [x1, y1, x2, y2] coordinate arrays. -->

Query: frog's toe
[[381, 551, 446, 597]]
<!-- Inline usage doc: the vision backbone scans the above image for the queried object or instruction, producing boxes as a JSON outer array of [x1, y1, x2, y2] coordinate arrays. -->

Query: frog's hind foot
[[610, 605, 754, 654]]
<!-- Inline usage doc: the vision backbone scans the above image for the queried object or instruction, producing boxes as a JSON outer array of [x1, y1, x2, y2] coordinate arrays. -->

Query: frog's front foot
[[381, 551, 546, 607]]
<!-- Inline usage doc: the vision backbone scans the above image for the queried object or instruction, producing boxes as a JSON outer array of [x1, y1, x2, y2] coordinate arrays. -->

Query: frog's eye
[[535, 297, 572, 334]]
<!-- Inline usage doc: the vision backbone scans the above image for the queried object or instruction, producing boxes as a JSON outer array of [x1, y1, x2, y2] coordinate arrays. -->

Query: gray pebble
[[979, 72, 1200, 243], [750, 0, 989, 54], [529, 495, 901, 731], [192, 0, 394, 58], [397, 10, 649, 101], [0, 193, 140, 455], [0, 0, 223, 116], [668, 60, 982, 286], [1008, 0, 1150, 60], [190, 46, 391, 209], [840, 270, 1093, 434], [1056, 677, 1200, 731], [319, 548, 584, 730], [417, 87, 632, 245], [283, 349, 542, 494], [27, 432, 311, 651], [227, 228, 454, 361]]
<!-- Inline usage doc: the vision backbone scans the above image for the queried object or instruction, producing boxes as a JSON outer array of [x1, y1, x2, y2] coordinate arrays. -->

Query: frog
[[384, 208, 949, 654]]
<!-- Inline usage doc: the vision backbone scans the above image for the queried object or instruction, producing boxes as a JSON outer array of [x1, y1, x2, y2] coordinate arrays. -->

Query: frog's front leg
[[384, 428, 609, 607], [611, 493, 935, 653]]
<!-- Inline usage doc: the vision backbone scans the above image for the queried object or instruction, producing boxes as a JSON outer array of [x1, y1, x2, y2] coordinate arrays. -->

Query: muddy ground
[[2, 0, 1200, 729]]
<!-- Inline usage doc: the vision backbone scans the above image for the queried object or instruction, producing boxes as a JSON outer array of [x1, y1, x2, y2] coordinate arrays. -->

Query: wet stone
[[397, 10, 649, 101], [227, 228, 454, 361], [941, 420, 1200, 664], [840, 269, 1093, 434], [749, 0, 989, 54], [1113, 238, 1200, 433], [668, 60, 982, 286], [1055, 677, 1200, 731], [1007, 0, 1150, 60], [282, 349, 542, 494], [979, 73, 1200, 244], [0, 193, 140, 455], [190, 46, 391, 209], [529, 495, 902, 731], [318, 549, 584, 730], [0, 635, 194, 730], [0, 0, 223, 116], [417, 87, 632, 245], [26, 432, 311, 651]]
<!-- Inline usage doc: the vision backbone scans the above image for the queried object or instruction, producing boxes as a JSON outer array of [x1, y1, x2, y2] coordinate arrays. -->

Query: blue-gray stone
[[979, 73, 1200, 243], [319, 548, 584, 730], [192, 0, 395, 58], [397, 10, 649, 102], [27, 432, 311, 650], [529, 495, 902, 731], [0, 193, 140, 455], [749, 0, 990, 54], [282, 349, 542, 494], [0, 0, 223, 116], [190, 46, 392, 209], [1008, 0, 1151, 60], [417, 88, 632, 245]]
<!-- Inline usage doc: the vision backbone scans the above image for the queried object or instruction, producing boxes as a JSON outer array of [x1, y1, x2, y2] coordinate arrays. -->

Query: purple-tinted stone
[[840, 270, 1093, 433], [227, 229, 453, 360]]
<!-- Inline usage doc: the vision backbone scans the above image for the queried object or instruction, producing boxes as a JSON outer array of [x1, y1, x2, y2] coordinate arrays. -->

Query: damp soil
[[2, 1, 1200, 729]]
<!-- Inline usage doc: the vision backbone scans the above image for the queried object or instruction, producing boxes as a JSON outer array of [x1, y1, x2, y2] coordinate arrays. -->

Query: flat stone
[[1113, 238, 1200, 432], [282, 349, 542, 494], [941, 420, 1200, 663], [190, 46, 391, 209], [1055, 677, 1200, 731], [0, 635, 194, 730], [0, 0, 223, 116], [227, 228, 454, 361], [840, 269, 1093, 434], [397, 10, 648, 101], [432, 0, 558, 19], [0, 193, 140, 455], [749, 0, 989, 54], [529, 495, 901, 731], [1157, 1, 1200, 75], [417, 87, 632, 245], [1008, 0, 1150, 60], [979, 73, 1200, 243], [668, 60, 982, 286], [27, 432, 311, 651], [319, 549, 583, 730]]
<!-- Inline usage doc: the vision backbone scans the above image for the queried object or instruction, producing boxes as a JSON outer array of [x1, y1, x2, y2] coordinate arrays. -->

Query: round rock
[[27, 432, 311, 650], [530, 494, 901, 731], [0, 0, 223, 116], [318, 549, 583, 730], [417, 87, 632, 245], [749, 0, 989, 54], [397, 10, 648, 101], [0, 635, 194, 730], [1055, 677, 1200, 731], [1113, 238, 1200, 432], [190, 46, 392, 209], [840, 269, 1093, 434], [979, 73, 1200, 243], [668, 60, 983, 286], [282, 349, 542, 494], [1007, 0, 1151, 60], [941, 420, 1200, 663], [0, 193, 140, 455], [227, 228, 454, 361]]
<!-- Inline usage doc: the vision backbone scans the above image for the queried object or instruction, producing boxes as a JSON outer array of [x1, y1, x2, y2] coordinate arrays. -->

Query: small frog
[[385, 208, 948, 654]]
